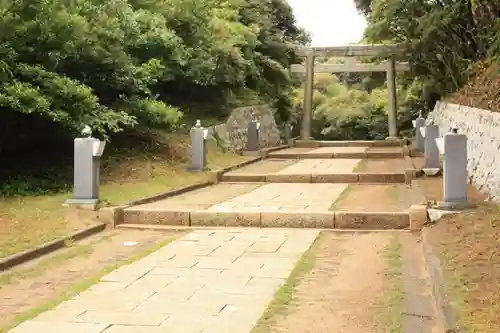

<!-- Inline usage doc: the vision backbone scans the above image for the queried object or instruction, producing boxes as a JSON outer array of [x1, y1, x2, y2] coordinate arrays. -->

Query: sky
[[286, 0, 367, 46]]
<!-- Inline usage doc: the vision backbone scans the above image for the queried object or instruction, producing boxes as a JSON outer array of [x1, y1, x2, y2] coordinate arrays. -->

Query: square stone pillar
[[301, 51, 315, 140], [386, 56, 398, 138], [443, 132, 468, 205]]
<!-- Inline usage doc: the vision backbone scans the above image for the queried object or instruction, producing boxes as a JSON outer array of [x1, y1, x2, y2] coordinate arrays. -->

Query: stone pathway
[[275, 159, 361, 174], [208, 183, 347, 212], [10, 228, 319, 333]]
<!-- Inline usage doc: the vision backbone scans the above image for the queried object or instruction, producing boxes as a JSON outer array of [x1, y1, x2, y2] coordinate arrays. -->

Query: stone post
[[190, 120, 209, 171], [247, 112, 260, 151], [65, 126, 106, 207], [424, 124, 440, 169], [414, 111, 425, 152], [386, 56, 398, 138], [436, 129, 468, 207], [301, 51, 315, 140]]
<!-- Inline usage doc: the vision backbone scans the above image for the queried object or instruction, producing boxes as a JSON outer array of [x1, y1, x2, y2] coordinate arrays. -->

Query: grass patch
[[379, 235, 404, 333], [251, 235, 321, 333], [0, 233, 181, 332], [0, 132, 248, 258], [329, 184, 355, 210], [0, 243, 93, 286], [352, 159, 367, 172]]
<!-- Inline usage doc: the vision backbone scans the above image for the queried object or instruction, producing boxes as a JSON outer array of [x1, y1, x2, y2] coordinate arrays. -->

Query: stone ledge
[[335, 211, 410, 229], [190, 211, 261, 227], [265, 174, 312, 183], [295, 140, 404, 148], [261, 212, 335, 228], [220, 173, 406, 184], [123, 209, 190, 226], [117, 209, 410, 230], [268, 151, 404, 159]]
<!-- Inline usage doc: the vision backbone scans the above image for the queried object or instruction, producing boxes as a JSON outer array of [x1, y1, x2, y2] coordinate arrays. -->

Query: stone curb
[[0, 223, 106, 272], [121, 209, 410, 230], [268, 151, 405, 159], [125, 181, 215, 207], [242, 144, 289, 157], [220, 172, 407, 184], [294, 139, 405, 148], [421, 228, 461, 332]]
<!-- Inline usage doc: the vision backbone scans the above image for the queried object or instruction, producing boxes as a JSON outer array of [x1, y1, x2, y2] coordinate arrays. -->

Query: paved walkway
[[10, 229, 319, 333], [208, 183, 347, 212]]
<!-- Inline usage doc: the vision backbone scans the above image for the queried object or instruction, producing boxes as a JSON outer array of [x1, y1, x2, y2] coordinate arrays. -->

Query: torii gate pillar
[[301, 51, 315, 140], [386, 56, 398, 139]]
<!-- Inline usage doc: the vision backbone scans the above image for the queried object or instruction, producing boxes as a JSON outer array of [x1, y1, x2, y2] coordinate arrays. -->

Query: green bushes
[[0, 0, 308, 196]]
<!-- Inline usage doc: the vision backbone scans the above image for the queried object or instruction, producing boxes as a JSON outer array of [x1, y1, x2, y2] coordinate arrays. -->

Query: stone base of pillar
[[63, 198, 99, 211], [385, 136, 399, 141], [433, 201, 476, 211]]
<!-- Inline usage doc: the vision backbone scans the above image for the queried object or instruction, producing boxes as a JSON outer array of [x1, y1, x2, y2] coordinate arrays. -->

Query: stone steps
[[122, 208, 411, 230], [294, 139, 405, 148], [267, 151, 405, 159], [220, 172, 408, 184]]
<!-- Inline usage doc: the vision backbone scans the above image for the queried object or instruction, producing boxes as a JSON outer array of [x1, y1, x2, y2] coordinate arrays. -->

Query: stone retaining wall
[[427, 101, 500, 201], [207, 105, 281, 152]]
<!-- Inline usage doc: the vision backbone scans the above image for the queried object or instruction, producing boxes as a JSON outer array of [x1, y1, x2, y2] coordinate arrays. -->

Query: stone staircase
[[109, 139, 428, 231]]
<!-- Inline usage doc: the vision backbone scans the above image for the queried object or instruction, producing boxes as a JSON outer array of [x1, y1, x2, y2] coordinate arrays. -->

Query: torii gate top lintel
[[296, 43, 405, 57]]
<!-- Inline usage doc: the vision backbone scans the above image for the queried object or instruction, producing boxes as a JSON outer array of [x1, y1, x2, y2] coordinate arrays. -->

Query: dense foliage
[[0, 0, 308, 195], [357, 0, 500, 109]]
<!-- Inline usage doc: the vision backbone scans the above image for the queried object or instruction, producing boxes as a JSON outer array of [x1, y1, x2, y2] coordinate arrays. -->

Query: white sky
[[287, 0, 367, 46]]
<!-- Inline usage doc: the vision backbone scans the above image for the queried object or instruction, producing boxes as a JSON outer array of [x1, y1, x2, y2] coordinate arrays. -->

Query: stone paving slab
[[275, 159, 361, 174], [9, 229, 319, 333], [207, 183, 349, 213]]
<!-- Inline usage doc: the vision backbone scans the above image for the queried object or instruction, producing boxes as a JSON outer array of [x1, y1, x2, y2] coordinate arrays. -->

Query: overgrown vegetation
[[0, 0, 308, 196]]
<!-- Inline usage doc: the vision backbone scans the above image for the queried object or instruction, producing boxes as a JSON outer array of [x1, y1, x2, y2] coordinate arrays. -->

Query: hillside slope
[[447, 61, 500, 112]]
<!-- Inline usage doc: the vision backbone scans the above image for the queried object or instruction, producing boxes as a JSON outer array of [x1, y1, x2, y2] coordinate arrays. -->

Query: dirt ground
[[267, 232, 393, 333], [0, 228, 183, 331], [331, 184, 419, 211], [426, 204, 500, 333]]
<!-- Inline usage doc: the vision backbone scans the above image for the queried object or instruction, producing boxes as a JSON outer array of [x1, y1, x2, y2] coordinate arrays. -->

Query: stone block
[[98, 206, 125, 227], [311, 174, 358, 183], [358, 173, 405, 183], [190, 211, 261, 227], [333, 152, 366, 159], [366, 151, 403, 159], [265, 174, 311, 183], [409, 205, 428, 231], [123, 209, 189, 226], [209, 170, 224, 184], [335, 212, 410, 229], [261, 212, 334, 228], [295, 140, 320, 148], [221, 173, 266, 182]]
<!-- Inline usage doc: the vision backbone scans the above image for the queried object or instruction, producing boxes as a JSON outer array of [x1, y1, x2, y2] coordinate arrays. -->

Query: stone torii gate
[[290, 44, 409, 140]]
